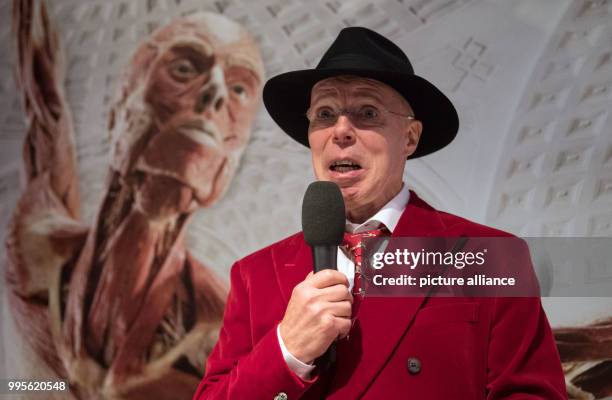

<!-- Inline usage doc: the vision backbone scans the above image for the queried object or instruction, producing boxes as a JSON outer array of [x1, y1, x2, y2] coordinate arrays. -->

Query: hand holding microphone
[[279, 269, 352, 364], [279, 181, 347, 367]]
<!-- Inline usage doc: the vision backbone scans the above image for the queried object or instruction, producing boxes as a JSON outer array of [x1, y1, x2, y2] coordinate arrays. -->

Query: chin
[[195, 160, 235, 207], [339, 186, 362, 205]]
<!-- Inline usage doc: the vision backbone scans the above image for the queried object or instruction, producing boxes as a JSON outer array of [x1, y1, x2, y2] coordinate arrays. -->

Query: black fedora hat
[[263, 27, 459, 159]]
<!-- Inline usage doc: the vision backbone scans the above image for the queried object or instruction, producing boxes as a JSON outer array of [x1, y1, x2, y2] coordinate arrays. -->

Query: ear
[[403, 119, 422, 158]]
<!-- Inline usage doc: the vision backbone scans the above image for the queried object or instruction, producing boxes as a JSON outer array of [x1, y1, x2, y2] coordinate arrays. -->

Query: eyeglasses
[[306, 104, 415, 128]]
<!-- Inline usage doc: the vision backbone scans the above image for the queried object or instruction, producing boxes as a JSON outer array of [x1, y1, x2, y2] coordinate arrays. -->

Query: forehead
[[311, 76, 398, 101], [154, 13, 247, 46], [151, 13, 263, 74]]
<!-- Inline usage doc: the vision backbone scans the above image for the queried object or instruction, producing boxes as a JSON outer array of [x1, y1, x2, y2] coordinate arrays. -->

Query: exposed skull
[[109, 13, 264, 212]]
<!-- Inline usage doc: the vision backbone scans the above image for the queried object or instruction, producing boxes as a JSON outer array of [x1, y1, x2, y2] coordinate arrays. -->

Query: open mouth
[[329, 159, 362, 173]]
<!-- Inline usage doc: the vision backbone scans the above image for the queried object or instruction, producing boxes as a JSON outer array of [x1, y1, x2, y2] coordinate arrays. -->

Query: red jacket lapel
[[271, 232, 312, 304]]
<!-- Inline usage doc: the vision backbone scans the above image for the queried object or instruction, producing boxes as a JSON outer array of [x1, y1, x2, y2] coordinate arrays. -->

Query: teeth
[[330, 159, 361, 172], [332, 160, 359, 167]]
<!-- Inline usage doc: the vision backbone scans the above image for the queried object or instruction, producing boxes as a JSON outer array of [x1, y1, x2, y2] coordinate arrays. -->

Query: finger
[[15, 0, 30, 70], [335, 317, 352, 338], [310, 269, 349, 289], [324, 301, 352, 319], [297, 271, 313, 288], [316, 284, 353, 303]]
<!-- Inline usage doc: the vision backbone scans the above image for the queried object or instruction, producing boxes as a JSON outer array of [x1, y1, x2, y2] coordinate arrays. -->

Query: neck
[[94, 171, 192, 253], [65, 170, 195, 365]]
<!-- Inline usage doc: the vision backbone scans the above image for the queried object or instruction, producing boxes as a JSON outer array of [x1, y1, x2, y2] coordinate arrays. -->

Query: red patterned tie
[[342, 227, 389, 302]]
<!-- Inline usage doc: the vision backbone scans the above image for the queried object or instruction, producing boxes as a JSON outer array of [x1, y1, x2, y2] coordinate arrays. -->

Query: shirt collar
[[345, 184, 410, 234]]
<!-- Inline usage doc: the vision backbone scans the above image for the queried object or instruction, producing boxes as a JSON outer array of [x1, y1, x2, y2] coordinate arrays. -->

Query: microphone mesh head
[[302, 181, 346, 246]]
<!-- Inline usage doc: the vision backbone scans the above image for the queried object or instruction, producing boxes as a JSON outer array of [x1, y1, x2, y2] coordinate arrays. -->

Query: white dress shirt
[[277, 185, 410, 380]]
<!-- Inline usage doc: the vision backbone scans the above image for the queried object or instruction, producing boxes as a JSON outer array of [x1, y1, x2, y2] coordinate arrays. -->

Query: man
[[7, 1, 263, 398], [194, 27, 566, 399]]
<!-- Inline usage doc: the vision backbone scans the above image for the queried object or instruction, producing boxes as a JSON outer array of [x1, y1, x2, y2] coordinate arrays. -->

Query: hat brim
[[263, 68, 459, 159]]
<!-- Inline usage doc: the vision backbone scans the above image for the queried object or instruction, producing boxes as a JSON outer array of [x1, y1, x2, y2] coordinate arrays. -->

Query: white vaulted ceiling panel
[[485, 0, 612, 237]]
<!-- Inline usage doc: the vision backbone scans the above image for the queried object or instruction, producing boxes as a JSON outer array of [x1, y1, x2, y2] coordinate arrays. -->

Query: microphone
[[302, 181, 346, 370], [302, 181, 346, 271]]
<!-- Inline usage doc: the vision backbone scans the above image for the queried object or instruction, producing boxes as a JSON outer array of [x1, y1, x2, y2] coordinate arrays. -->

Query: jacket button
[[406, 357, 421, 374], [274, 392, 288, 400]]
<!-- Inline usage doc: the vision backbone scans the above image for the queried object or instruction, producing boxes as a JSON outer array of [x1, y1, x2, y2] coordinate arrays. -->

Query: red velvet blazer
[[193, 192, 566, 399]]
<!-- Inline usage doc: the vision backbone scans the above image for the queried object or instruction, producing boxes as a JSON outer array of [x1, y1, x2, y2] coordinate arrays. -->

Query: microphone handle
[[311, 245, 338, 273], [311, 245, 338, 371]]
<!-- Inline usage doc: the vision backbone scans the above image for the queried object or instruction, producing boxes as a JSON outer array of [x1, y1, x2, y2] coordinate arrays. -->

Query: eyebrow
[[226, 55, 263, 82], [169, 40, 214, 57]]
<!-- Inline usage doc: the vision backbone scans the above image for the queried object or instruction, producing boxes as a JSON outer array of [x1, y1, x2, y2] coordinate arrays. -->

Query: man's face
[[307, 76, 421, 221], [113, 13, 264, 207]]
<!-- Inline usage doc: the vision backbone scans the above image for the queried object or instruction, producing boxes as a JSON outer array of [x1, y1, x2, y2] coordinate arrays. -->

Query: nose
[[332, 115, 355, 145], [195, 65, 228, 114]]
